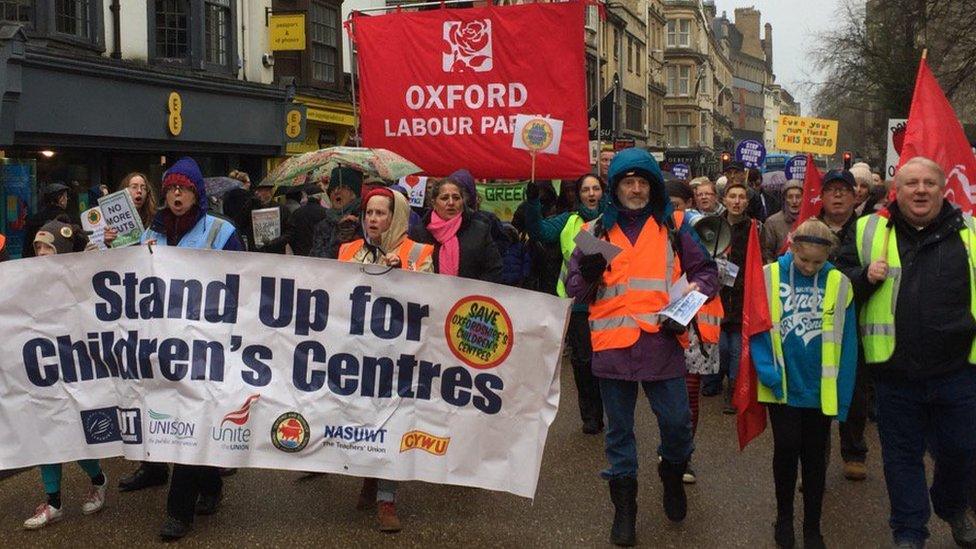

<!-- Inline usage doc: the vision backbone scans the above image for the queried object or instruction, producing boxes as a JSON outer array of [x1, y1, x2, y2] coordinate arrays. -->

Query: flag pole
[[531, 151, 537, 183]]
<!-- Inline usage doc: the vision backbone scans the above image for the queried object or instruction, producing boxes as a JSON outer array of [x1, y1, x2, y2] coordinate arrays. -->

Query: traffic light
[[843, 151, 853, 170], [720, 152, 731, 172]]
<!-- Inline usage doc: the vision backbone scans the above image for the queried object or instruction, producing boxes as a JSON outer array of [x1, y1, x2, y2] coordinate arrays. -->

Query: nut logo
[[445, 295, 513, 370], [521, 118, 554, 152], [442, 20, 492, 73], [400, 430, 450, 456]]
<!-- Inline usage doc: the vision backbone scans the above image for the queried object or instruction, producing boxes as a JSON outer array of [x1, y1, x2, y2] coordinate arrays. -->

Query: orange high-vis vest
[[338, 238, 434, 272], [585, 211, 690, 351], [0, 233, 5, 253], [696, 297, 724, 345]]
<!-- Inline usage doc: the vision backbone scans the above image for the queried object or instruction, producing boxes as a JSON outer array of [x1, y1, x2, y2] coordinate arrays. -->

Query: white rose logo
[[442, 20, 493, 73]]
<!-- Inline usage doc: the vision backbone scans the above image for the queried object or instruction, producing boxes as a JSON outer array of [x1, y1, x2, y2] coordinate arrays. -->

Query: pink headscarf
[[426, 211, 463, 276]]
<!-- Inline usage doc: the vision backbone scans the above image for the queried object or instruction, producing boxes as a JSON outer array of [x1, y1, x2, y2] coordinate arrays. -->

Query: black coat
[[720, 215, 753, 330], [287, 202, 332, 257], [309, 198, 362, 260], [22, 205, 70, 258], [747, 189, 781, 222], [838, 202, 976, 380], [409, 210, 502, 283]]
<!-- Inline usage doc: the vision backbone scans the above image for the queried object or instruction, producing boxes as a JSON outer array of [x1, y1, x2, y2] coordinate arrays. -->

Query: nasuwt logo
[[324, 425, 387, 444], [400, 430, 450, 456], [442, 20, 492, 73], [211, 394, 259, 451], [80, 407, 122, 445], [445, 295, 514, 369], [271, 411, 310, 453]]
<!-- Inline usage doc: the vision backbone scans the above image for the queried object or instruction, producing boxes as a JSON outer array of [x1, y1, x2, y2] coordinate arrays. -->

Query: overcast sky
[[712, 0, 844, 114]]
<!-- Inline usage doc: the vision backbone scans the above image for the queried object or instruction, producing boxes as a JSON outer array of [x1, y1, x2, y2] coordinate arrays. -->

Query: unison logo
[[148, 409, 196, 440]]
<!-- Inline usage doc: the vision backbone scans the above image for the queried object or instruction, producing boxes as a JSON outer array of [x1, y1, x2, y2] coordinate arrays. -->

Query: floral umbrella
[[203, 176, 243, 198], [261, 147, 423, 187]]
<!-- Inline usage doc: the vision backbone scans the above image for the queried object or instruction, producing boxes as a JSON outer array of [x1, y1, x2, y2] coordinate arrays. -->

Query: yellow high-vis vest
[[757, 262, 852, 416], [557, 213, 586, 298], [855, 213, 976, 364]]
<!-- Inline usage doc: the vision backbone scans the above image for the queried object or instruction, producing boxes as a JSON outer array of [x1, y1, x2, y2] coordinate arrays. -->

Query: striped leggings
[[685, 373, 702, 436]]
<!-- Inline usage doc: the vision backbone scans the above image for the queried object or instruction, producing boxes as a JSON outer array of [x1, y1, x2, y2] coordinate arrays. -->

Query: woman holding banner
[[409, 178, 502, 282], [103, 172, 158, 247], [338, 187, 434, 533]]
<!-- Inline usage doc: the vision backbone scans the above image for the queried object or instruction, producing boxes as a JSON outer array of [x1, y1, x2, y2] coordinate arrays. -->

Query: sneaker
[[81, 476, 107, 515], [682, 464, 697, 484], [892, 539, 923, 549], [378, 501, 402, 532], [118, 463, 168, 492], [947, 513, 976, 547], [24, 503, 63, 529], [843, 461, 867, 481]]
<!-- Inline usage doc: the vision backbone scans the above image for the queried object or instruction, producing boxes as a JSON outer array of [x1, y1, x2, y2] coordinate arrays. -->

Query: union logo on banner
[[443, 20, 493, 73]]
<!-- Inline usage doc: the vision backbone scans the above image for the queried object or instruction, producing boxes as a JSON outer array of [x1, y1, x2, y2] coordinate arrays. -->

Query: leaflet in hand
[[574, 229, 622, 263], [659, 290, 709, 326]]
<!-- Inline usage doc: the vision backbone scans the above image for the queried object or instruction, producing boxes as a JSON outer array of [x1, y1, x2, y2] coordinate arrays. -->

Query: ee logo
[[285, 109, 303, 139], [167, 92, 183, 136]]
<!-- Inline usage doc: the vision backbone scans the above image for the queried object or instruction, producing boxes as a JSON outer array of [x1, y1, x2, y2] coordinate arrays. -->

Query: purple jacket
[[566, 211, 719, 382]]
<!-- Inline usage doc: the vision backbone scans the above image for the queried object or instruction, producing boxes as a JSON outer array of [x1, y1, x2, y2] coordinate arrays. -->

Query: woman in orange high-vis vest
[[567, 148, 719, 547], [338, 187, 432, 535]]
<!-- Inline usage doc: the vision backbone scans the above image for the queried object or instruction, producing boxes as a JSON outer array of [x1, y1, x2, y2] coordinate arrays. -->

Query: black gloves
[[661, 318, 688, 335], [579, 253, 608, 283], [525, 181, 540, 200]]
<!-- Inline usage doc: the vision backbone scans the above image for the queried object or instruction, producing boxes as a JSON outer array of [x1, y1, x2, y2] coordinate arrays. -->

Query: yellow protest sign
[[270, 14, 306, 51], [775, 115, 839, 155]]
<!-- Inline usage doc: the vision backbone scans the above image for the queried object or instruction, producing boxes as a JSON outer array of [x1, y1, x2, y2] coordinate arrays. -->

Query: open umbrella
[[204, 176, 243, 198], [261, 147, 423, 187]]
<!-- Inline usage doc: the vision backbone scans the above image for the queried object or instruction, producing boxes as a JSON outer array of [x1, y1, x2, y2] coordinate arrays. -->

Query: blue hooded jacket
[[603, 147, 670, 230]]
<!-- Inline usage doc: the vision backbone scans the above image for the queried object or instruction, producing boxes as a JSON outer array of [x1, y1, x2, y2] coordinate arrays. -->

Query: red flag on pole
[[898, 57, 976, 213], [732, 220, 771, 449], [778, 154, 824, 254]]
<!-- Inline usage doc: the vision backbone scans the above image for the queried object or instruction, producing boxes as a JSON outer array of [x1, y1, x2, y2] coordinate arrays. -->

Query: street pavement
[[0, 358, 956, 548]]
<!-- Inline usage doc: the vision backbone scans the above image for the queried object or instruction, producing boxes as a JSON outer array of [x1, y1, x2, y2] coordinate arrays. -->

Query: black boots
[[608, 477, 638, 546], [658, 460, 688, 522], [774, 517, 795, 548]]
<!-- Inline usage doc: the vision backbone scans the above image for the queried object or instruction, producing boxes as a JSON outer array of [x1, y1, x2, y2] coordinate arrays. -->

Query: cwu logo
[[80, 407, 122, 445], [442, 20, 492, 73], [211, 394, 259, 451]]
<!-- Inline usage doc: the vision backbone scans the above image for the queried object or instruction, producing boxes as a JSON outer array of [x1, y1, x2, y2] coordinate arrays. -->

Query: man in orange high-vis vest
[[567, 148, 719, 546]]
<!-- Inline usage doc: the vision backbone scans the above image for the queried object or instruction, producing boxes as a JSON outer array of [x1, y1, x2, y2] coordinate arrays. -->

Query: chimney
[[733, 8, 764, 59], [763, 22, 773, 73]]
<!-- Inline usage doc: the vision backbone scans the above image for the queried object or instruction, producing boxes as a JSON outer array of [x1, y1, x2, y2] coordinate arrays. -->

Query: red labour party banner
[[352, 2, 589, 179]]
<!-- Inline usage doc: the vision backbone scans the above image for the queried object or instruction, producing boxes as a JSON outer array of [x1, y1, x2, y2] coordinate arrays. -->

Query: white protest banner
[[98, 190, 144, 248], [0, 248, 568, 498], [398, 174, 429, 208], [81, 207, 108, 250], [886, 118, 908, 179], [512, 115, 564, 155]]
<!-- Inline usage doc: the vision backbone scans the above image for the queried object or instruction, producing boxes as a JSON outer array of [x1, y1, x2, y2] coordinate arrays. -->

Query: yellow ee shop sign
[[270, 14, 306, 51], [775, 115, 839, 155]]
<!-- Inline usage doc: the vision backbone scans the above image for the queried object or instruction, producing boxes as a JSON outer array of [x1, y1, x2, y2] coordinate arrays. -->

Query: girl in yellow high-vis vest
[[750, 219, 858, 549]]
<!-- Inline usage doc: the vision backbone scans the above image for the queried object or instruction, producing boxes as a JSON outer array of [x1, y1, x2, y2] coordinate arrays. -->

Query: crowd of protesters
[[2, 149, 975, 549]]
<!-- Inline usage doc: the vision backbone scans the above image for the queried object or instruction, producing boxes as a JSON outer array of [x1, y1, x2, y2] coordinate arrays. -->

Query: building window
[[626, 92, 643, 132], [700, 111, 708, 144], [635, 44, 641, 76], [310, 1, 339, 84], [667, 66, 675, 96], [679, 65, 690, 96], [613, 28, 619, 60], [667, 111, 691, 147], [627, 36, 633, 73], [55, 0, 90, 39], [0, 0, 31, 24], [667, 19, 690, 48], [204, 0, 230, 66], [154, 0, 189, 60]]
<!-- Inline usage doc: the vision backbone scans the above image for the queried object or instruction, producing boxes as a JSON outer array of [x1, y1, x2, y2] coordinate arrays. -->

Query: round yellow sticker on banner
[[445, 295, 514, 370]]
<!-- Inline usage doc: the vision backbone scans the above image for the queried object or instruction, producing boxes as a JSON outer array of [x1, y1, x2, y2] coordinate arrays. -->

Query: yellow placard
[[270, 14, 306, 51], [775, 115, 839, 155]]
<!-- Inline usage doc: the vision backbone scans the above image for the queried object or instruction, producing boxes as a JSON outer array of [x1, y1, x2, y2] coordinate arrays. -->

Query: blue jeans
[[875, 367, 976, 544], [599, 376, 693, 479], [703, 328, 741, 394]]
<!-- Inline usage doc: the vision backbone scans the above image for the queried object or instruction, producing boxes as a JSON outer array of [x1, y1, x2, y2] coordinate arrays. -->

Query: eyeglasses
[[822, 185, 852, 195]]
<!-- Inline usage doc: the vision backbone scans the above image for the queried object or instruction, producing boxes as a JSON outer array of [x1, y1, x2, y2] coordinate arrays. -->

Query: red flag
[[898, 57, 976, 213], [778, 154, 823, 254], [732, 220, 771, 449]]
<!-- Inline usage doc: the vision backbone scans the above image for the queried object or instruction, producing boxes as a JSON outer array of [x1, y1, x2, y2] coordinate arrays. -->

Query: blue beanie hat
[[163, 157, 207, 202]]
